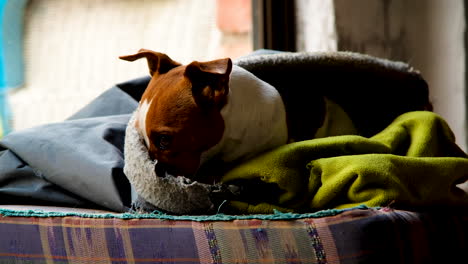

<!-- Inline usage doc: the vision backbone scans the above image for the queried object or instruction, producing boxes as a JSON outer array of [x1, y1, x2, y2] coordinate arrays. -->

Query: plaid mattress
[[0, 207, 466, 263]]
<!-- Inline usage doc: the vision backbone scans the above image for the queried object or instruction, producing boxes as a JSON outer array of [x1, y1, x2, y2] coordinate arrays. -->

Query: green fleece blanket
[[221, 111, 468, 214]]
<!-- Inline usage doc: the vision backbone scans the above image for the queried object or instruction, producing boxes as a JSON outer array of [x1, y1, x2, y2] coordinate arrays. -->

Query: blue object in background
[[0, 0, 28, 137]]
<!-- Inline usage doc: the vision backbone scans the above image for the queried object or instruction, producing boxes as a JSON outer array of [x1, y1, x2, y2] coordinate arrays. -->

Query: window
[[0, 0, 28, 135], [4, 0, 253, 132]]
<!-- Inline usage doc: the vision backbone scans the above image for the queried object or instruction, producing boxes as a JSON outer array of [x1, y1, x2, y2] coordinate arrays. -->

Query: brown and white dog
[[120, 49, 303, 177], [120, 49, 431, 179]]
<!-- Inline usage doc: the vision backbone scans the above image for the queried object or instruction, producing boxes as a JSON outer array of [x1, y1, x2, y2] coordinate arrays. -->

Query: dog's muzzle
[[123, 111, 238, 214]]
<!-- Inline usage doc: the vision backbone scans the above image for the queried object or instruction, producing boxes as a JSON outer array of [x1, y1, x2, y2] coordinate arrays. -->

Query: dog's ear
[[119, 49, 181, 77], [185, 58, 233, 109]]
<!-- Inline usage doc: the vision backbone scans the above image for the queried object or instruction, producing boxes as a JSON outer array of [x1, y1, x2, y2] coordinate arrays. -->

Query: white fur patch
[[201, 66, 288, 164], [137, 99, 152, 147]]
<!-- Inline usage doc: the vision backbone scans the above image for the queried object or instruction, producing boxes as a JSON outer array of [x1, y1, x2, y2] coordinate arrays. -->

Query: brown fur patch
[[120, 50, 231, 175], [142, 66, 226, 175]]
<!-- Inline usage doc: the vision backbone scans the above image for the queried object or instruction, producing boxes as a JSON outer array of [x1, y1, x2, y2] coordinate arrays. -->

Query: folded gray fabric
[[0, 84, 143, 212]]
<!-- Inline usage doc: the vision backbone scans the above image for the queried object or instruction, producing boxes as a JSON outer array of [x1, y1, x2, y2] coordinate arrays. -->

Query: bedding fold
[[221, 111, 468, 214]]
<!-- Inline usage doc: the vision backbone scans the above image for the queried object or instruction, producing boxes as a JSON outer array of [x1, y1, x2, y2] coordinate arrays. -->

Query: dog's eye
[[155, 134, 172, 150]]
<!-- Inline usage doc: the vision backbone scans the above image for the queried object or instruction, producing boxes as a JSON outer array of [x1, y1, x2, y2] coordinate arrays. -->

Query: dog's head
[[120, 49, 232, 176]]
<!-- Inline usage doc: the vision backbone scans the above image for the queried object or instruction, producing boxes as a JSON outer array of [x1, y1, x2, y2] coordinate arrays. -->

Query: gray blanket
[[0, 51, 430, 213], [0, 82, 143, 212]]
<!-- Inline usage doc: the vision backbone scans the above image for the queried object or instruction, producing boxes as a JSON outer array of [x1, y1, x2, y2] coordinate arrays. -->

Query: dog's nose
[[154, 162, 193, 178], [154, 162, 168, 178], [167, 166, 195, 178]]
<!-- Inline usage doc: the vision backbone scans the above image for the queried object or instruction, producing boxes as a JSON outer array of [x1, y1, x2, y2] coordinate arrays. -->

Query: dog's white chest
[[201, 66, 288, 164]]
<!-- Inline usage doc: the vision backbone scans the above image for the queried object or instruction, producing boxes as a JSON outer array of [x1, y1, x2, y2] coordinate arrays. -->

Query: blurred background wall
[[296, 0, 467, 151], [7, 0, 252, 131], [2, 0, 466, 151]]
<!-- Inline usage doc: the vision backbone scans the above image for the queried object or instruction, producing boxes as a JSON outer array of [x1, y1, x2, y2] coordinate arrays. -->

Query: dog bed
[[122, 51, 466, 214], [0, 50, 467, 263]]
